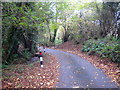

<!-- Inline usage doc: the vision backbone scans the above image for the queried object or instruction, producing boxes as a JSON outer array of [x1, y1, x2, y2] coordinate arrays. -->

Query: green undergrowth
[[81, 37, 120, 62], [2, 49, 32, 69], [55, 39, 63, 45]]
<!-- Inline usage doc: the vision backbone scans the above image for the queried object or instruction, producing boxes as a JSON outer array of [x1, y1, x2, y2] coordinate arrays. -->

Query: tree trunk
[[63, 31, 69, 42], [46, 20, 52, 42], [52, 29, 57, 42], [117, 24, 120, 39]]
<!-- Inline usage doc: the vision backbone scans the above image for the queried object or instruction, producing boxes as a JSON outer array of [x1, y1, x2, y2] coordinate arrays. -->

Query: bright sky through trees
[[70, 0, 103, 3]]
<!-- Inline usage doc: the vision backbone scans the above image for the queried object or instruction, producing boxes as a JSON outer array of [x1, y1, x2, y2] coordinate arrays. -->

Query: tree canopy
[[2, 1, 120, 64]]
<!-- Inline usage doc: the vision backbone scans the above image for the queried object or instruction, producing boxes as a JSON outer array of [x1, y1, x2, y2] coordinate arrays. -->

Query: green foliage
[[22, 49, 32, 60], [81, 38, 120, 62], [50, 23, 58, 31], [2, 64, 9, 69], [55, 39, 63, 45], [2, 2, 120, 65], [2, 2, 38, 64]]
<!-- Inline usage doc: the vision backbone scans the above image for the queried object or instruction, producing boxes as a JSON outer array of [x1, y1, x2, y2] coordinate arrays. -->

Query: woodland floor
[[51, 41, 120, 87], [2, 41, 120, 88], [2, 53, 59, 88]]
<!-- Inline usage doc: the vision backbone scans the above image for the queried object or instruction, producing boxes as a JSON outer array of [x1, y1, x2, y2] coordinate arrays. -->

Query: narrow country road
[[46, 48, 118, 88]]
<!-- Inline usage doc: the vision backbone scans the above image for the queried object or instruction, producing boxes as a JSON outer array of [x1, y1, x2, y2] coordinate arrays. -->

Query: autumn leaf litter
[[2, 53, 60, 88]]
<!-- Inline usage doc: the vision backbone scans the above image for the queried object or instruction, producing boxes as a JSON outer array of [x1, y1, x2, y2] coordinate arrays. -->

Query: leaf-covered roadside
[[2, 53, 59, 88], [52, 41, 120, 87]]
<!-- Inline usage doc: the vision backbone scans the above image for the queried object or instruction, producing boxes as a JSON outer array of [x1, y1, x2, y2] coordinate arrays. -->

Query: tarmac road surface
[[46, 48, 118, 88]]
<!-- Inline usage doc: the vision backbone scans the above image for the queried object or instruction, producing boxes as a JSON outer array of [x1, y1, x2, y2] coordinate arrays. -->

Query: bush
[[81, 38, 120, 62], [55, 39, 63, 45], [22, 49, 32, 60], [2, 64, 8, 69]]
